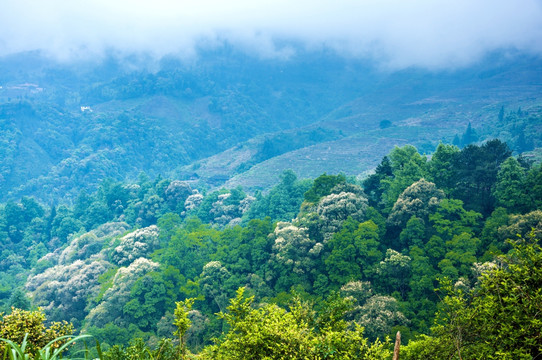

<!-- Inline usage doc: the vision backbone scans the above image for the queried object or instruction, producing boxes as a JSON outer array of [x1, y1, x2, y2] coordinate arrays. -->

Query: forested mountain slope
[[0, 140, 541, 358], [1, 50, 541, 201]]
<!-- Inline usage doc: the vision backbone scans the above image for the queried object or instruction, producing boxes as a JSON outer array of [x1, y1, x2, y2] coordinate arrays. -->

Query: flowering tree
[[112, 225, 160, 266], [387, 178, 444, 228], [85, 257, 160, 329]]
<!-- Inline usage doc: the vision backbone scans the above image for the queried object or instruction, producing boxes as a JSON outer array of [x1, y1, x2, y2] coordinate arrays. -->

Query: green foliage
[[0, 333, 93, 360], [363, 156, 393, 209], [243, 170, 310, 223], [324, 219, 383, 287], [201, 288, 390, 359], [87, 323, 138, 350], [525, 163, 542, 210], [387, 178, 444, 229], [429, 199, 481, 240], [0, 138, 540, 355], [160, 218, 220, 279], [375, 249, 411, 298], [5, 289, 30, 312], [400, 216, 426, 248], [380, 145, 428, 213], [451, 139, 512, 215], [0, 308, 73, 358], [174, 298, 195, 359], [303, 173, 346, 204], [404, 236, 542, 359], [101, 338, 181, 360], [494, 157, 530, 213], [428, 143, 459, 193], [123, 270, 179, 332], [460, 122, 478, 147]]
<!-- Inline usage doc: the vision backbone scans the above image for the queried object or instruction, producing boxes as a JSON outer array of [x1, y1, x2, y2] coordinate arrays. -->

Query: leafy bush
[[0, 308, 73, 357]]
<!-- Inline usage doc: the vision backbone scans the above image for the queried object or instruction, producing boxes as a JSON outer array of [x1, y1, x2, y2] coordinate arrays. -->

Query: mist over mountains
[[1, 1, 541, 202], [1, 4, 542, 357], [2, 0, 542, 69], [1, 46, 541, 203]]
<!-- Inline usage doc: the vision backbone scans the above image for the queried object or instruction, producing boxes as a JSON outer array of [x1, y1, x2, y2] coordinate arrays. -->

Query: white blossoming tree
[[85, 257, 160, 329], [111, 225, 160, 266], [270, 222, 323, 291], [387, 178, 445, 228], [26, 259, 113, 323]]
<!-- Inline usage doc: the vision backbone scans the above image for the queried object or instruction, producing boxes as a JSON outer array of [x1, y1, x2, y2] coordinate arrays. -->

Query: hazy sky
[[1, 0, 542, 68]]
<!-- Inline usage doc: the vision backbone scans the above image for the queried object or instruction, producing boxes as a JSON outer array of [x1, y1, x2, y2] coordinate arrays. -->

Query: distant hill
[[1, 49, 541, 201]]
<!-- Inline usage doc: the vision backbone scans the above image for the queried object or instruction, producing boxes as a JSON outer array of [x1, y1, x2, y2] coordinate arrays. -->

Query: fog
[[1, 0, 542, 68]]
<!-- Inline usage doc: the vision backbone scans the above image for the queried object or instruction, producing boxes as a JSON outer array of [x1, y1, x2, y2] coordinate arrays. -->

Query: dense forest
[[1, 51, 542, 204], [1, 139, 541, 359], [2, 1, 542, 358]]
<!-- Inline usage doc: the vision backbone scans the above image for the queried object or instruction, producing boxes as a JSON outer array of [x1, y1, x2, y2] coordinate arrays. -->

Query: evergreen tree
[[460, 122, 478, 147], [494, 157, 529, 213]]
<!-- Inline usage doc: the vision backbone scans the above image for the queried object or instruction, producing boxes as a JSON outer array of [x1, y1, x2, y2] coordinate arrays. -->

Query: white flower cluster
[[340, 280, 374, 304], [387, 178, 445, 227], [498, 210, 542, 241], [165, 180, 193, 204], [184, 191, 204, 212], [56, 222, 131, 265], [112, 225, 160, 266], [209, 193, 255, 227], [86, 257, 160, 328], [340, 281, 408, 340], [377, 249, 412, 274], [26, 259, 112, 320], [357, 295, 409, 340], [271, 222, 322, 275], [317, 190, 368, 241]]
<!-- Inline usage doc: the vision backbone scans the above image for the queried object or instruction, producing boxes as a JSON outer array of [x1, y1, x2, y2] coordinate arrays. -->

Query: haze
[[1, 0, 542, 68]]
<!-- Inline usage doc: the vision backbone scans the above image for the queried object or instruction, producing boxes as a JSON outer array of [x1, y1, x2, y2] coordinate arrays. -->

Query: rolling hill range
[[1, 49, 541, 202]]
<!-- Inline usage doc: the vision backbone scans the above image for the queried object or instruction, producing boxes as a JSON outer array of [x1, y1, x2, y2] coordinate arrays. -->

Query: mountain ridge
[[1, 50, 541, 202]]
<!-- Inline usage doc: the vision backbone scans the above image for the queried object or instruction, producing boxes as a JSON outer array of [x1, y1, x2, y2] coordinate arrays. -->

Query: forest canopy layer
[[0, 140, 541, 359]]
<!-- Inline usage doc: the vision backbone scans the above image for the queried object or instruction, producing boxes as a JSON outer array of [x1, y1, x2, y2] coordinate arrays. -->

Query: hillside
[[1, 139, 541, 359], [1, 50, 541, 202]]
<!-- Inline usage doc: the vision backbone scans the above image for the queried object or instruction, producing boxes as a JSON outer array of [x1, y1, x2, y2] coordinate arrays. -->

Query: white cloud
[[1, 0, 541, 68]]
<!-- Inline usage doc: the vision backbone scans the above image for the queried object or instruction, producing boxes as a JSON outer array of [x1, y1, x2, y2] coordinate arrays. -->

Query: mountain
[[1, 49, 541, 202]]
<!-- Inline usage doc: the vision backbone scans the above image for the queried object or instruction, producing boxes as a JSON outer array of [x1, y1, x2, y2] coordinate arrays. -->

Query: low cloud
[[1, 0, 542, 68]]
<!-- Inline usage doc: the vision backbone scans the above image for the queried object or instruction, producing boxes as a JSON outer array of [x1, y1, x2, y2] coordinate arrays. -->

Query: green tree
[[161, 218, 220, 279], [5, 288, 30, 311], [460, 122, 478, 147], [404, 236, 542, 359], [407, 245, 438, 332], [270, 222, 321, 292], [0, 308, 73, 357], [494, 157, 529, 213], [303, 173, 346, 204], [324, 219, 362, 286], [174, 298, 195, 359], [480, 207, 509, 256], [400, 216, 426, 248], [387, 178, 444, 229], [243, 170, 310, 222], [380, 145, 428, 213], [451, 139, 511, 215], [201, 287, 390, 359], [429, 199, 481, 241], [199, 261, 233, 313], [375, 249, 411, 298], [525, 164, 542, 211], [123, 270, 178, 332], [428, 143, 459, 194], [363, 156, 393, 209]]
